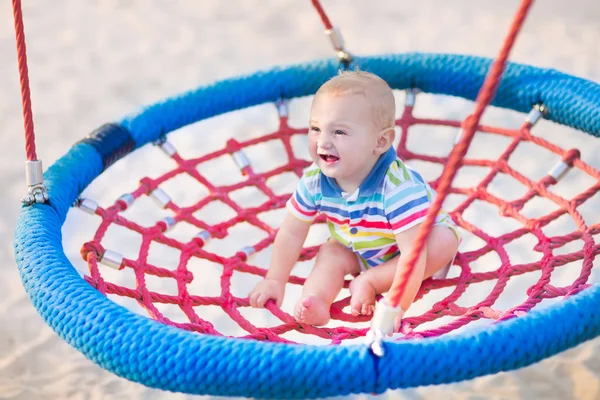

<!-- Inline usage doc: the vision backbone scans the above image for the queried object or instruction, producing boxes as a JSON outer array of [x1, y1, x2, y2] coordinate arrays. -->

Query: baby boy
[[249, 70, 460, 331]]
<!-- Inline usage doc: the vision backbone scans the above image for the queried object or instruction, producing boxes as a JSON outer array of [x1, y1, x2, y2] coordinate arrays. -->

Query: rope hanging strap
[[11, 0, 48, 205], [371, 0, 535, 346], [311, 0, 352, 64]]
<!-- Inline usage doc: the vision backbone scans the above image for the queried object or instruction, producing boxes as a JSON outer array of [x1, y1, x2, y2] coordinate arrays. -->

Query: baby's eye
[[309, 126, 321, 133], [334, 129, 346, 136]]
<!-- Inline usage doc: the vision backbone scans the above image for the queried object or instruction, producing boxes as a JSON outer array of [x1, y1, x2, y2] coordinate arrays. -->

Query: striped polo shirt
[[286, 147, 454, 268]]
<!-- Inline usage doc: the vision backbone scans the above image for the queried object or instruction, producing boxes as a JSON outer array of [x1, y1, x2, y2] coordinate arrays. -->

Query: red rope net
[[78, 93, 600, 344], [73, 0, 598, 345]]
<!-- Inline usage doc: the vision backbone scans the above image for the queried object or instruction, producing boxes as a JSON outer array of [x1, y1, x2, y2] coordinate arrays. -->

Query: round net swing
[[13, 0, 600, 398]]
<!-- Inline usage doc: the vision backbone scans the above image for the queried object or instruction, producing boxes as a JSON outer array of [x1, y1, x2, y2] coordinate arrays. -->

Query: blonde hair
[[315, 69, 396, 130]]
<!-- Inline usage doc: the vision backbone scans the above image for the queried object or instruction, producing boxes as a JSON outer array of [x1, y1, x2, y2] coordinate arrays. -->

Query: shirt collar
[[320, 147, 397, 199]]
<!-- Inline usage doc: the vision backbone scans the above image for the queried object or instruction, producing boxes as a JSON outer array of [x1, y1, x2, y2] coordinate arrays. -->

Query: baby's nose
[[317, 138, 332, 149]]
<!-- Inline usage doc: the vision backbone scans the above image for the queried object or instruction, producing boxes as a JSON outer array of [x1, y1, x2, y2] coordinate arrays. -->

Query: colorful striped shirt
[[286, 147, 456, 268]]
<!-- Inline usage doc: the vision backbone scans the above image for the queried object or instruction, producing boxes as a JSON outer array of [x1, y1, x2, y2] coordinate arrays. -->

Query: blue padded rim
[[14, 53, 600, 399]]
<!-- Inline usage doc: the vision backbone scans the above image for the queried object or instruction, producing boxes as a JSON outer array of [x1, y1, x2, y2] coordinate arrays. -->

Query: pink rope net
[[78, 95, 600, 345]]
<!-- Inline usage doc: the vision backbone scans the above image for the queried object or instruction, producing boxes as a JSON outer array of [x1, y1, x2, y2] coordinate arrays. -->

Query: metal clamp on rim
[[325, 26, 352, 65], [21, 160, 49, 205], [364, 297, 404, 357]]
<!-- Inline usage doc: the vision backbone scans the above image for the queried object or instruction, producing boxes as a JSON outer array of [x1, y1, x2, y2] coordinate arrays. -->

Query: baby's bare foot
[[349, 277, 377, 316], [294, 295, 331, 326]]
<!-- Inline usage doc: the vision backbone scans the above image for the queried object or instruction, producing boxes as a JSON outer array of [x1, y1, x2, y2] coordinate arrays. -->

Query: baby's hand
[[249, 278, 286, 308]]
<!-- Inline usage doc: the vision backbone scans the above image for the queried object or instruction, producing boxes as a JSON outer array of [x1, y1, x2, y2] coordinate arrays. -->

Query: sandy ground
[[1, 1, 600, 399]]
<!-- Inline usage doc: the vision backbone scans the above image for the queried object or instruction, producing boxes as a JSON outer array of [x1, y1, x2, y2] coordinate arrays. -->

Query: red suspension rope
[[387, 0, 535, 308], [310, 0, 334, 30], [12, 0, 37, 162]]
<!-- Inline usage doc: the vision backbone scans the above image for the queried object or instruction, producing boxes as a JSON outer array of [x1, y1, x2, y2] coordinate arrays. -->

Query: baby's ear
[[375, 127, 395, 154]]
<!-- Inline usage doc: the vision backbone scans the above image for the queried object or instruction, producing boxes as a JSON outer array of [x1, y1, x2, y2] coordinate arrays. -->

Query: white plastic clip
[[276, 99, 289, 118], [77, 198, 99, 215], [195, 230, 211, 243], [117, 193, 135, 208], [153, 136, 177, 157], [100, 249, 123, 269], [364, 297, 404, 357], [548, 161, 570, 181], [405, 89, 418, 108], [159, 140, 177, 157], [160, 216, 177, 232], [240, 246, 256, 258], [526, 104, 546, 126], [232, 150, 251, 171], [150, 188, 171, 208], [364, 329, 386, 357], [548, 149, 580, 182]]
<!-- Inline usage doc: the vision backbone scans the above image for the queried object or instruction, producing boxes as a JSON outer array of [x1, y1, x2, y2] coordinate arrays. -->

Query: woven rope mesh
[[68, 90, 600, 345]]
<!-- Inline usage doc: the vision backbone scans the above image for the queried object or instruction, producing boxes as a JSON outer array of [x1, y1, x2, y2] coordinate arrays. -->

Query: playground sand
[[1, 1, 599, 399]]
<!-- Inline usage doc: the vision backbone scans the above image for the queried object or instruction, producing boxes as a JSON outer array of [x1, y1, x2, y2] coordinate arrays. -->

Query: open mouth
[[319, 154, 339, 163]]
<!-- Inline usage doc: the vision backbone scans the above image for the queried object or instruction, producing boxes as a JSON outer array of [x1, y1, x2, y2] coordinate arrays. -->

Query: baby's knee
[[320, 238, 346, 255], [432, 226, 460, 250], [318, 239, 359, 274]]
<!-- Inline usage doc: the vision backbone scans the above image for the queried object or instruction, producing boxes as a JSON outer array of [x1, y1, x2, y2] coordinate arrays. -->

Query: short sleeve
[[384, 181, 431, 235], [286, 172, 318, 222]]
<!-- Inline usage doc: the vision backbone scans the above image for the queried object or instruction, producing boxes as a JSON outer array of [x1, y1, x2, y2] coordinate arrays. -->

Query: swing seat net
[[76, 67, 600, 343], [15, 52, 600, 398]]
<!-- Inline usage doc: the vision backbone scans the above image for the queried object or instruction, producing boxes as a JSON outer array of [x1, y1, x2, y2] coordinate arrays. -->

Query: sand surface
[[1, 1, 599, 399]]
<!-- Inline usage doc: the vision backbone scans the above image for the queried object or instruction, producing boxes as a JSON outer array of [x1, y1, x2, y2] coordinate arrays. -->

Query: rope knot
[[211, 224, 228, 239], [81, 241, 105, 262], [139, 177, 157, 194]]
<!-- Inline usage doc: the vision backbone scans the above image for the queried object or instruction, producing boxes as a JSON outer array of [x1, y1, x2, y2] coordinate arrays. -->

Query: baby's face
[[308, 91, 381, 189]]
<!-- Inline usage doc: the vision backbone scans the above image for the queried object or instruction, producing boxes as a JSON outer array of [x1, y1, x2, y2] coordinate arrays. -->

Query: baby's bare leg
[[295, 238, 361, 326], [350, 226, 459, 315]]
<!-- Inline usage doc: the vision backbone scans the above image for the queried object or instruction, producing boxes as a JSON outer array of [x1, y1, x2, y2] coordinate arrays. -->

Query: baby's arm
[[248, 212, 311, 308]]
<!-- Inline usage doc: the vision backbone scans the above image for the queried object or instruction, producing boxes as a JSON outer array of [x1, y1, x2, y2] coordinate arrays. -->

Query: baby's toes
[[294, 301, 304, 321], [366, 304, 375, 316], [361, 303, 370, 316], [350, 298, 362, 316], [393, 315, 403, 334]]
